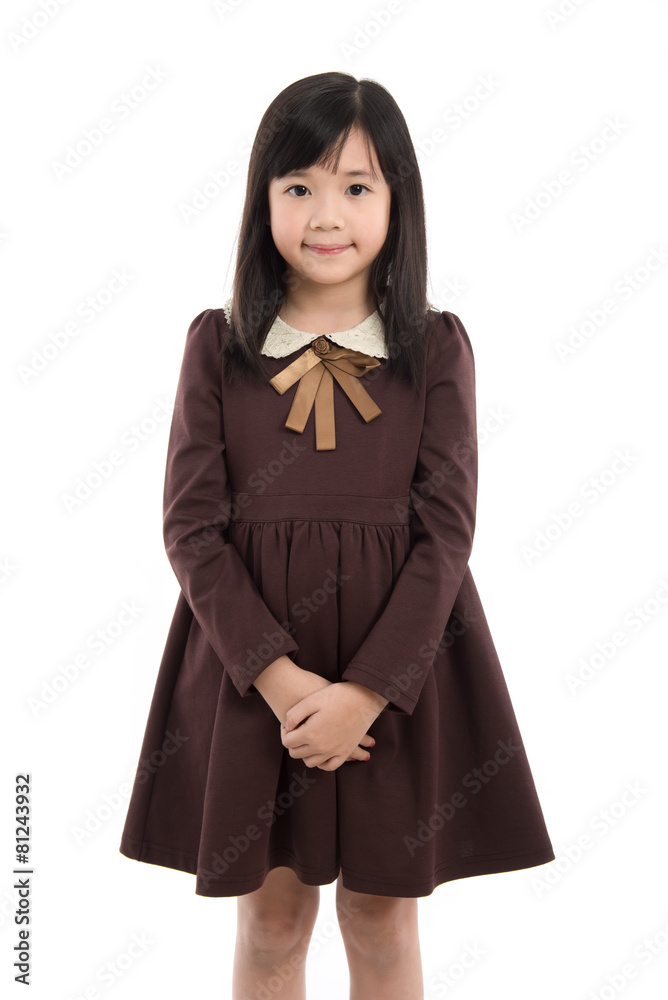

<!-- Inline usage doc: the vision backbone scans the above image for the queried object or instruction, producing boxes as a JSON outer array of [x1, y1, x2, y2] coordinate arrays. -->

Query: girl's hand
[[280, 683, 382, 771], [280, 716, 375, 765], [276, 670, 375, 764]]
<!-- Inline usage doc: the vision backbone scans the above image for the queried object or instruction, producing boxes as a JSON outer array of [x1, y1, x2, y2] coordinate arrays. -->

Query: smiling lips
[[306, 243, 352, 255]]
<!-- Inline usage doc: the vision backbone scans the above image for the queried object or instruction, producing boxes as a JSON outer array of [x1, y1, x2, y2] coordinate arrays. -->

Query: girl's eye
[[285, 184, 370, 197]]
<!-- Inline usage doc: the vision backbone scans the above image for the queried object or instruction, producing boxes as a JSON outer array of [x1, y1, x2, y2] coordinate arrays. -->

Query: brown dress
[[118, 305, 555, 898]]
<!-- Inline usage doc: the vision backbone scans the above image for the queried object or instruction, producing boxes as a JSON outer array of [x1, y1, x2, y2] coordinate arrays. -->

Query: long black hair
[[220, 71, 434, 394]]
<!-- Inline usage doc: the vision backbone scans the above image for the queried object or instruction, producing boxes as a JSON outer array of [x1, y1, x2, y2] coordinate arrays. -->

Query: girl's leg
[[233, 866, 320, 1000], [335, 871, 423, 1000]]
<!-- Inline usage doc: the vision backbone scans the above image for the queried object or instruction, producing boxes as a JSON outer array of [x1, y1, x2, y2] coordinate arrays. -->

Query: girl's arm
[[162, 308, 299, 699], [254, 656, 376, 763], [340, 311, 478, 716], [252, 655, 329, 722]]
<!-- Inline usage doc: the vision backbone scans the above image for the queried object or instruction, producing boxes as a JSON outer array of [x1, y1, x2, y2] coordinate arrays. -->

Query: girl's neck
[[278, 294, 378, 335]]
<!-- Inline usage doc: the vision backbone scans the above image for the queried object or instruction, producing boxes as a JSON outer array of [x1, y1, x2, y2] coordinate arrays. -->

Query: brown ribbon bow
[[268, 337, 382, 451]]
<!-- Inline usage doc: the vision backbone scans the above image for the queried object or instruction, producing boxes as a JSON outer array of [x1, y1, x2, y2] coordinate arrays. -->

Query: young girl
[[119, 71, 555, 999]]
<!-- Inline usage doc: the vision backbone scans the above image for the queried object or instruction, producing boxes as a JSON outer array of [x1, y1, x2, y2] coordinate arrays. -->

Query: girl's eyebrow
[[282, 169, 374, 180]]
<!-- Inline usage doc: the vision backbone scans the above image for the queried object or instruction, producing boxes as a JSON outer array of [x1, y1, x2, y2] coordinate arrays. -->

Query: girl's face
[[267, 127, 391, 298]]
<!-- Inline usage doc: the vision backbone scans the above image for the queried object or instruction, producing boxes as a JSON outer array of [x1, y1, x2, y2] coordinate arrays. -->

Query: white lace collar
[[222, 299, 388, 359]]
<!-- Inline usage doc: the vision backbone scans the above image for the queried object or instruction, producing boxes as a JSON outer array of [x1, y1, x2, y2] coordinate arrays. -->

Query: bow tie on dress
[[268, 336, 382, 451]]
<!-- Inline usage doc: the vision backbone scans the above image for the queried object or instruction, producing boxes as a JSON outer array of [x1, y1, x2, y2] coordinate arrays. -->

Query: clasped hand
[[280, 682, 382, 771]]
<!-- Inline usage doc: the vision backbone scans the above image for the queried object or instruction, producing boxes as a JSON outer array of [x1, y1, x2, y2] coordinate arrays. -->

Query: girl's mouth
[[305, 244, 352, 256]]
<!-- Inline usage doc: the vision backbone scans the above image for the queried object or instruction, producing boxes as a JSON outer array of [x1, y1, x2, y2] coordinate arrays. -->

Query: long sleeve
[[341, 311, 478, 715], [162, 308, 299, 698]]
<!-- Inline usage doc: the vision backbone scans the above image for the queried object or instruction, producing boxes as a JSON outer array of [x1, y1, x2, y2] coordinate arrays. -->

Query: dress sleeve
[[341, 311, 478, 715], [162, 308, 299, 698]]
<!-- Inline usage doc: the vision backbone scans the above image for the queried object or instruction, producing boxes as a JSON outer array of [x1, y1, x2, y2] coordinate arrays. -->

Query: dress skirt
[[118, 306, 555, 897]]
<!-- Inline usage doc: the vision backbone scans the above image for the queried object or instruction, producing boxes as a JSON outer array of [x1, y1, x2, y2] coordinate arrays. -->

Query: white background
[[2, 0, 668, 997]]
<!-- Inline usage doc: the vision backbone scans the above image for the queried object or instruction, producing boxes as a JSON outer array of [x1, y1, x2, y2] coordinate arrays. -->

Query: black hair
[[220, 70, 435, 393]]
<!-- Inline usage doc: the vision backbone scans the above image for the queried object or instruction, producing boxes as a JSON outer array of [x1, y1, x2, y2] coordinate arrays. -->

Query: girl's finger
[[343, 734, 375, 761]]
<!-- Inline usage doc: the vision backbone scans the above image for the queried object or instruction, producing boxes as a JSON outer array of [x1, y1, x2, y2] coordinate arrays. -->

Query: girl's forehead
[[272, 164, 378, 180], [270, 128, 382, 179]]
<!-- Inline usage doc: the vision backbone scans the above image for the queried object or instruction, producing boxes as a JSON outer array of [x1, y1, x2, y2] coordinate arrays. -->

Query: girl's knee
[[237, 868, 320, 956], [336, 888, 417, 957], [237, 907, 313, 958]]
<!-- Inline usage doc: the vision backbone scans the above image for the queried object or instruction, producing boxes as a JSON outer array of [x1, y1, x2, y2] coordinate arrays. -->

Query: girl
[[119, 71, 555, 999]]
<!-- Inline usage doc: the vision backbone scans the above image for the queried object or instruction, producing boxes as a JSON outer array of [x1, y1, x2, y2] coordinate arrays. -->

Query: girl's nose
[[308, 198, 346, 230]]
